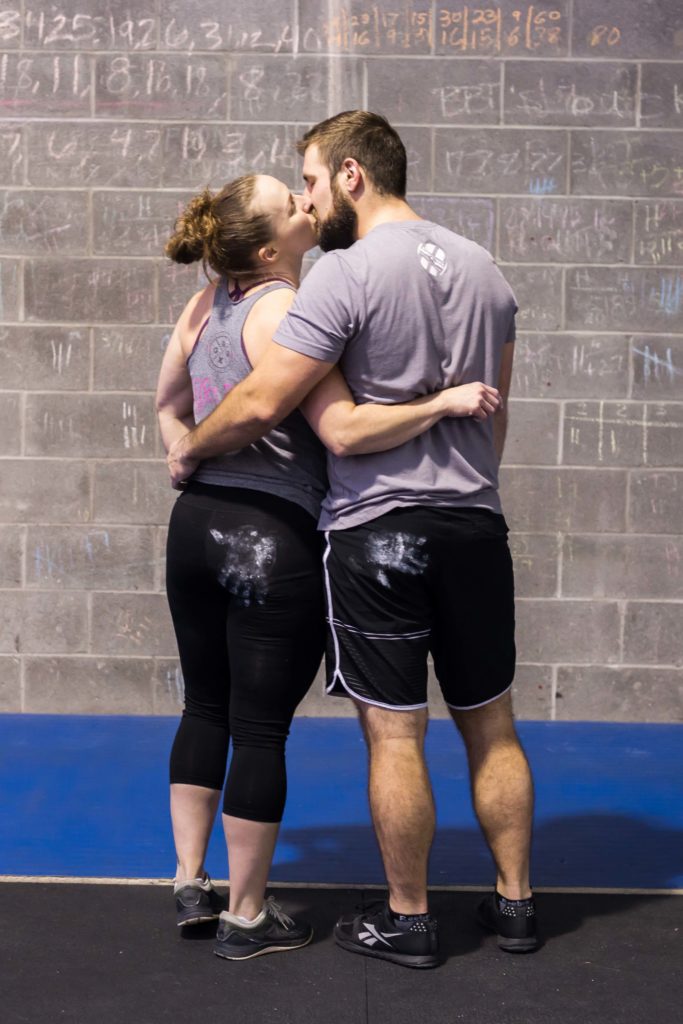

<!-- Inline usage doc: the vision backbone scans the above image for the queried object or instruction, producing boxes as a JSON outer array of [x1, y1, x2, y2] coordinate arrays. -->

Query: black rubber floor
[[1, 885, 680, 1024]]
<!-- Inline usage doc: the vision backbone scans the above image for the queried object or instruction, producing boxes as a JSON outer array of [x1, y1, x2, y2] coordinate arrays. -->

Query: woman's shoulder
[[247, 283, 297, 327]]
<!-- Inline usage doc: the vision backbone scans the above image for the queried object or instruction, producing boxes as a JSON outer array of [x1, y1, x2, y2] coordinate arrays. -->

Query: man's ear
[[340, 158, 363, 195]]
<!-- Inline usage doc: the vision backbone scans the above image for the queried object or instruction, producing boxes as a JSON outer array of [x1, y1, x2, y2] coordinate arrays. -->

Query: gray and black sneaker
[[477, 891, 539, 952], [174, 875, 226, 927], [334, 901, 439, 969], [213, 896, 313, 961]]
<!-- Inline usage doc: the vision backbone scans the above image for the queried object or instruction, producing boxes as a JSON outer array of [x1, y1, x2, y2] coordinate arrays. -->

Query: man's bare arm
[[493, 341, 514, 464], [167, 342, 334, 486]]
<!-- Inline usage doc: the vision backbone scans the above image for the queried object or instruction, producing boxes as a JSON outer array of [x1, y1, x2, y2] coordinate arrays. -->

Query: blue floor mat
[[1, 716, 681, 888]]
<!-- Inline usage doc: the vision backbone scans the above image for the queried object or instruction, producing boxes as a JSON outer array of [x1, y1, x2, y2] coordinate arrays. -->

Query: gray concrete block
[[504, 61, 636, 127], [499, 467, 626, 533], [512, 333, 629, 400], [230, 55, 363, 123], [368, 58, 500, 124], [409, 196, 494, 252], [562, 535, 683, 600], [572, 0, 683, 59], [0, 657, 21, 712], [631, 337, 683, 399], [0, 8, 20, 46], [0, 258, 20, 320], [0, 326, 90, 391], [512, 663, 554, 720], [25, 259, 155, 324], [563, 400, 646, 468], [571, 132, 683, 198], [24, 656, 155, 714], [155, 526, 169, 592], [157, 260, 211, 325], [93, 326, 170, 391], [0, 525, 23, 587], [0, 189, 88, 256], [556, 666, 683, 723], [400, 128, 432, 192], [152, 659, 184, 715], [502, 265, 562, 330], [516, 598, 621, 664], [23, 1, 157, 50], [498, 197, 632, 264], [27, 525, 156, 591], [92, 462, 175, 525], [624, 602, 683, 667], [629, 471, 683, 534], [160, 0, 296, 54], [90, 592, 177, 656], [0, 53, 92, 116], [503, 399, 559, 465], [634, 201, 683, 267], [509, 533, 559, 598], [435, 128, 567, 195], [161, 122, 303, 190], [95, 53, 228, 120], [0, 393, 21, 455], [435, 2, 568, 57], [641, 64, 683, 128], [565, 268, 683, 332], [0, 460, 90, 524], [0, 591, 88, 654], [300, 0, 433, 54], [0, 122, 25, 184], [563, 400, 683, 469], [93, 192, 190, 258], [25, 393, 156, 459], [641, 403, 683, 468], [26, 122, 163, 188]]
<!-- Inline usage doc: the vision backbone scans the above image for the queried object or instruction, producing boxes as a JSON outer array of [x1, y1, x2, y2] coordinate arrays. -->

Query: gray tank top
[[188, 278, 327, 519]]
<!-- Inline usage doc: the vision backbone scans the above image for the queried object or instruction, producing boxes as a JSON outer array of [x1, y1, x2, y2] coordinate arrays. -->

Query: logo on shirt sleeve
[[417, 241, 448, 277]]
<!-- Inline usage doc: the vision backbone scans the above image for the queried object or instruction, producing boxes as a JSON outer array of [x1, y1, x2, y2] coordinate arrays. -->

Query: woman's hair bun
[[165, 188, 217, 265]]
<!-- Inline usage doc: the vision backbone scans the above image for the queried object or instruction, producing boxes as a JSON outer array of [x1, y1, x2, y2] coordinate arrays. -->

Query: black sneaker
[[477, 891, 539, 952], [213, 896, 313, 961], [174, 875, 226, 927], [334, 901, 439, 969]]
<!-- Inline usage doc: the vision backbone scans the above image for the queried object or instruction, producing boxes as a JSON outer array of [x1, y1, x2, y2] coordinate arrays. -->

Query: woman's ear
[[257, 245, 278, 265]]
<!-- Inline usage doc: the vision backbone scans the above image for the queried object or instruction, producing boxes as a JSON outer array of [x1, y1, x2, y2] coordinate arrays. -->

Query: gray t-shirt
[[273, 220, 517, 531]]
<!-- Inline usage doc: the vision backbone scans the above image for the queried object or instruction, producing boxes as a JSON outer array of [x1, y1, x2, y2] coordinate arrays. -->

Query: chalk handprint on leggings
[[210, 527, 277, 606]]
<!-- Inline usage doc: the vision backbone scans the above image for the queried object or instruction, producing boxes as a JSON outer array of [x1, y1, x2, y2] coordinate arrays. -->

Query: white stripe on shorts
[[329, 617, 431, 641], [322, 533, 428, 712]]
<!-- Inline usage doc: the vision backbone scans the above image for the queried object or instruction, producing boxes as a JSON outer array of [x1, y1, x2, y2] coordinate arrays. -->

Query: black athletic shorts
[[323, 506, 515, 711]]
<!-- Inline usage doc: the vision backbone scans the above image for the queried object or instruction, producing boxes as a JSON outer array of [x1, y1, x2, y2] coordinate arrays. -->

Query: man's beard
[[317, 181, 358, 252]]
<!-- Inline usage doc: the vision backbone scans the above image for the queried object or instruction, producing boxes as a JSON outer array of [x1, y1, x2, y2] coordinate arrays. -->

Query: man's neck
[[356, 197, 421, 239]]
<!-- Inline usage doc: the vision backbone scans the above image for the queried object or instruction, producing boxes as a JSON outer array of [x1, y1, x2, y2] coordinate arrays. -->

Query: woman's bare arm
[[155, 285, 215, 453]]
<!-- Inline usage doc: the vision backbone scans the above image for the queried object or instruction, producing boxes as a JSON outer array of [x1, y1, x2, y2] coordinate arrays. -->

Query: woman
[[156, 174, 500, 962]]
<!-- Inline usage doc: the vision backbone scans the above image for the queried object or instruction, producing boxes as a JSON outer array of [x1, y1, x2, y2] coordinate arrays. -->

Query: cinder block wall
[[1, 1, 681, 721]]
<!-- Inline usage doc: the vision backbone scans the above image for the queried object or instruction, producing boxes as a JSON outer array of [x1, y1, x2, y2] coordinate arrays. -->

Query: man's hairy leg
[[451, 691, 533, 899], [356, 703, 434, 914]]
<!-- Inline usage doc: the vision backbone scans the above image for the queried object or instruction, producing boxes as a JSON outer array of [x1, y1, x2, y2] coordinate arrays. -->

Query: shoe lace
[[264, 896, 295, 928]]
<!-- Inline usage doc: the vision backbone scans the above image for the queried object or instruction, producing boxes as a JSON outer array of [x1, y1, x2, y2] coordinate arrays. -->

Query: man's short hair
[[297, 111, 407, 198]]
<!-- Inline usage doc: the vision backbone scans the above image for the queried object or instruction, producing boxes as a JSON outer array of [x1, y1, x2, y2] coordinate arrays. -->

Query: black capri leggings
[[166, 484, 325, 823]]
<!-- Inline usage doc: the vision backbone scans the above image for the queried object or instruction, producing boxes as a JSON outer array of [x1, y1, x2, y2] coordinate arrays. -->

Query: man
[[168, 111, 537, 968]]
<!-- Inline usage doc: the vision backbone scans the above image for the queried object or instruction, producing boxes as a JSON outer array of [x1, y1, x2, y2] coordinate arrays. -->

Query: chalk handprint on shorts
[[364, 532, 429, 588]]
